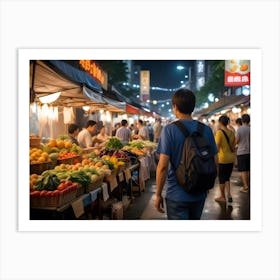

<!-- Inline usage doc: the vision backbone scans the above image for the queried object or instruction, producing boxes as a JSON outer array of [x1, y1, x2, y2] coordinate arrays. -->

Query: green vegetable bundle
[[35, 171, 60, 191], [105, 137, 123, 150]]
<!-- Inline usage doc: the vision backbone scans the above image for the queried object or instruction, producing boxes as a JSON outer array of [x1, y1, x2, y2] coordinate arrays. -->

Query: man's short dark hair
[[86, 120, 97, 128], [241, 114, 250, 124], [68, 123, 79, 134], [172, 89, 196, 115], [236, 118, 243, 126], [138, 119, 143, 125], [121, 119, 128, 126]]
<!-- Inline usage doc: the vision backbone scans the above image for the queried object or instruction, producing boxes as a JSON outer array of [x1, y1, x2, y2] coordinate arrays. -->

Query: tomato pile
[[58, 151, 79, 160]]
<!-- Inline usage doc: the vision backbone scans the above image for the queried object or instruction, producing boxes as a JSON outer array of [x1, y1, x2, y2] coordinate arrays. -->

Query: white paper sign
[[71, 197, 85, 218]]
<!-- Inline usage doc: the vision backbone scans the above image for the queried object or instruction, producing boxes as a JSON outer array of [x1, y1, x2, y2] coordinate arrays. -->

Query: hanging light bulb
[[82, 106, 90, 112], [39, 92, 61, 104]]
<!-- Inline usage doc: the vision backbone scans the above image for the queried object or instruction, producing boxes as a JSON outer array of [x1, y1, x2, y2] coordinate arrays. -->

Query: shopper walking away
[[235, 114, 250, 193], [214, 115, 236, 203], [155, 89, 218, 220], [77, 120, 97, 148]]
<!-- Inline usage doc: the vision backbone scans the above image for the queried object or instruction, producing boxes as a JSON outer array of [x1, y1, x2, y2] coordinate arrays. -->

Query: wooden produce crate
[[85, 174, 104, 193], [58, 189, 77, 207], [76, 184, 84, 197], [30, 161, 52, 175], [30, 137, 41, 148], [57, 155, 81, 165]]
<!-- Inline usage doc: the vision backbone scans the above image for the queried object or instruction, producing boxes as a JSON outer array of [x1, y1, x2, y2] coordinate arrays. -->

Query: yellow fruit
[[56, 140, 65, 149], [48, 139, 57, 148], [64, 141, 72, 149], [38, 157, 45, 163]]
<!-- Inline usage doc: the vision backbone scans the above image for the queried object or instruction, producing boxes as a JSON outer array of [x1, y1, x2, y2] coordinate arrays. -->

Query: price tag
[[124, 169, 131, 182], [108, 175, 118, 192], [71, 197, 84, 218]]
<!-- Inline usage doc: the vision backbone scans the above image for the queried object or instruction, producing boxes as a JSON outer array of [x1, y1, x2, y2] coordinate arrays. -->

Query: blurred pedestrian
[[210, 119, 218, 135], [111, 123, 120, 136], [116, 119, 132, 145], [95, 126, 109, 148], [133, 119, 149, 140], [214, 115, 235, 203], [236, 114, 250, 193], [153, 118, 162, 143]]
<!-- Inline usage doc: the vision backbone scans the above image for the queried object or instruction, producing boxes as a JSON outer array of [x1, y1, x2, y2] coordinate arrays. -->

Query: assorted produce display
[[29, 136, 157, 210]]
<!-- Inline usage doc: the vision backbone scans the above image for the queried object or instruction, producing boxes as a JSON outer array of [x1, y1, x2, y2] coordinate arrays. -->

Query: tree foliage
[[96, 60, 128, 85], [195, 61, 225, 107]]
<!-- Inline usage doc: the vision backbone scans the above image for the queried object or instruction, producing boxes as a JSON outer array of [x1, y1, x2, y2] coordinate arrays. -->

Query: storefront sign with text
[[225, 60, 250, 86]]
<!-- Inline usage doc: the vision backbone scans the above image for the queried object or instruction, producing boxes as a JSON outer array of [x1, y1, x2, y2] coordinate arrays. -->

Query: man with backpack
[[155, 89, 218, 220]]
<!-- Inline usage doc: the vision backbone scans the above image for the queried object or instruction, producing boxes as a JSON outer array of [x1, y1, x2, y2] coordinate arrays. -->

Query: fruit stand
[[29, 136, 157, 220]]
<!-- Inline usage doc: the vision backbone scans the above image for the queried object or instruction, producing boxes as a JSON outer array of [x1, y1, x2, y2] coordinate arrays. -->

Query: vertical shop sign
[[225, 60, 250, 86], [140, 70, 150, 102], [79, 60, 108, 90]]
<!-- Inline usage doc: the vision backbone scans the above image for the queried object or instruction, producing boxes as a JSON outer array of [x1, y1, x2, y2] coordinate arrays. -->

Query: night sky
[[133, 60, 194, 89]]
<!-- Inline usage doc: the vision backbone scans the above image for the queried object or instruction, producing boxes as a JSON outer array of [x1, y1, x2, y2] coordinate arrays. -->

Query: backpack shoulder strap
[[196, 121, 205, 136], [220, 129, 234, 152], [173, 120, 190, 138]]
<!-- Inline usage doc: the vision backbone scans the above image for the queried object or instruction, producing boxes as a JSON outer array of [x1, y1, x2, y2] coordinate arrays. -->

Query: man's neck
[[176, 113, 192, 120]]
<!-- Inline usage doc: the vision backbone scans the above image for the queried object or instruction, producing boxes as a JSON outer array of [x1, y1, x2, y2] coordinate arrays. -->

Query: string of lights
[[122, 82, 181, 92]]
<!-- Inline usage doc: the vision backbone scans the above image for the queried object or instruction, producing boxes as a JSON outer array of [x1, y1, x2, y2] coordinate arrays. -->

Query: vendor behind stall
[[77, 120, 97, 148], [94, 126, 109, 148], [68, 123, 80, 146]]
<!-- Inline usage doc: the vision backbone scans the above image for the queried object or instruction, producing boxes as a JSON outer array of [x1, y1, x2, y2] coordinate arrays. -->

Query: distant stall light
[[152, 100, 158, 105], [168, 109, 171, 112], [202, 118, 207, 123], [247, 108, 251, 114], [106, 111, 111, 122], [166, 102, 169, 105], [242, 85, 250, 96], [204, 102, 209, 108], [161, 104, 165, 107], [136, 95, 140, 98], [215, 98, 219, 102], [208, 93, 215, 102]]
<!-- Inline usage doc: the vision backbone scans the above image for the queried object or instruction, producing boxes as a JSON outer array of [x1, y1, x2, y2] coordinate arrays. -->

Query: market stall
[[29, 136, 157, 220]]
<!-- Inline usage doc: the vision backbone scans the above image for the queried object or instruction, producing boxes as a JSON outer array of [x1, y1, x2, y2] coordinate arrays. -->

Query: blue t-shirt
[[157, 119, 218, 202]]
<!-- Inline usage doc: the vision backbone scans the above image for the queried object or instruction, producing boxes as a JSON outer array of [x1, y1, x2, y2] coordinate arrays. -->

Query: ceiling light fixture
[[39, 92, 61, 104]]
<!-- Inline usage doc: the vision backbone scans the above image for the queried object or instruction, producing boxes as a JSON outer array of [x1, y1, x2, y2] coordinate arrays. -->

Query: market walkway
[[124, 169, 250, 220]]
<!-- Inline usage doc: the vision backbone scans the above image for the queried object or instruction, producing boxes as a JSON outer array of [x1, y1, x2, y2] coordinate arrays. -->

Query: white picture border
[[18, 48, 262, 232]]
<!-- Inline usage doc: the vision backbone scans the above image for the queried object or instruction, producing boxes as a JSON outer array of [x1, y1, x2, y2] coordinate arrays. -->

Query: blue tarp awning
[[46, 60, 102, 93]]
